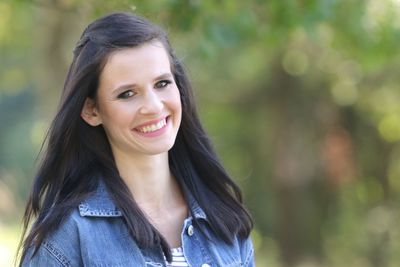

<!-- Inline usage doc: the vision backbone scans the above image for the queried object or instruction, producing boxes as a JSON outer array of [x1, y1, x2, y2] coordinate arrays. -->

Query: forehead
[[99, 41, 172, 87]]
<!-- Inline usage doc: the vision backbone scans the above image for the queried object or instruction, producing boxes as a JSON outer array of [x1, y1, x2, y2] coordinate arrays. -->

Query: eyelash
[[118, 91, 135, 99], [117, 80, 173, 99], [155, 79, 172, 89]]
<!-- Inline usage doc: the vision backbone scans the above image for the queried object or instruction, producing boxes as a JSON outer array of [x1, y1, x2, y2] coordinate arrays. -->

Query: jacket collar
[[78, 180, 122, 217], [78, 179, 207, 221]]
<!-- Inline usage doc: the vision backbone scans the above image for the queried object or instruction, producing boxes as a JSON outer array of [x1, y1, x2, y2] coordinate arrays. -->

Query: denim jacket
[[22, 181, 255, 267]]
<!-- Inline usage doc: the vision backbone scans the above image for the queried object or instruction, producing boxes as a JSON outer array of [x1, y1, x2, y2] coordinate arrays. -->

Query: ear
[[81, 98, 102, 126]]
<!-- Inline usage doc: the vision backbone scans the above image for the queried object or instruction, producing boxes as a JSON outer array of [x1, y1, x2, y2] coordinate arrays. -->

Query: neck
[[113, 151, 183, 211]]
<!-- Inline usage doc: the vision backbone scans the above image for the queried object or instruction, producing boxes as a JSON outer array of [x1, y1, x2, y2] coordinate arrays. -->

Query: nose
[[139, 89, 163, 115]]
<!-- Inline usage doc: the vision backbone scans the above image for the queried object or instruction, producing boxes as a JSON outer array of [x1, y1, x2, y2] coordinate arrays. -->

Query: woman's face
[[83, 41, 182, 158]]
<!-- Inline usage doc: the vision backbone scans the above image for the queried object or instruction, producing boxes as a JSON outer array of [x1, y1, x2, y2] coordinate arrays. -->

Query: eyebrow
[[112, 73, 173, 93]]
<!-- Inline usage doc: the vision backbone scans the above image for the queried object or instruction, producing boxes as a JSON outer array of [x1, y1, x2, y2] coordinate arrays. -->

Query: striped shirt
[[165, 247, 189, 267]]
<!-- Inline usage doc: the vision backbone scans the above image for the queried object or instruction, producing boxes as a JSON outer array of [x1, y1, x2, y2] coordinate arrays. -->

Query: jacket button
[[187, 225, 194, 236], [201, 264, 210, 267]]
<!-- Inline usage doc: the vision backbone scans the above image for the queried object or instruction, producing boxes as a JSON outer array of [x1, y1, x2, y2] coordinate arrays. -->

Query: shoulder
[[183, 217, 255, 267], [21, 180, 125, 267], [214, 233, 255, 267], [188, 194, 255, 264], [186, 199, 255, 267], [21, 209, 84, 267], [22, 205, 132, 267]]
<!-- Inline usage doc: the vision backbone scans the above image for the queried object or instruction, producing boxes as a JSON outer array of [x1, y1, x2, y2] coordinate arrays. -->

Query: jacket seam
[[42, 241, 71, 267], [243, 246, 254, 267]]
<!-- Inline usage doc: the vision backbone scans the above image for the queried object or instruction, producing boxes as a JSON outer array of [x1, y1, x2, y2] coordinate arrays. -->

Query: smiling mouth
[[134, 117, 168, 133]]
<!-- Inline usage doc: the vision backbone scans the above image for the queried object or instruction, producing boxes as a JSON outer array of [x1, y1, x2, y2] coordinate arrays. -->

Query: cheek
[[100, 104, 135, 127], [174, 94, 183, 128], [171, 87, 182, 113]]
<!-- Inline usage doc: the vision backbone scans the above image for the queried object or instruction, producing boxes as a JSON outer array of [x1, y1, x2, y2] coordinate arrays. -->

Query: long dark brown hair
[[19, 12, 253, 264]]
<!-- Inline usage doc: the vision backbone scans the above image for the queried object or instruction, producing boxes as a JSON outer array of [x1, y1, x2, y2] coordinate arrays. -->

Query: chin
[[146, 142, 176, 155]]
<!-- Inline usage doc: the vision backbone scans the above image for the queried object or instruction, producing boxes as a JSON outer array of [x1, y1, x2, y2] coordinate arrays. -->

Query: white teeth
[[137, 118, 167, 133]]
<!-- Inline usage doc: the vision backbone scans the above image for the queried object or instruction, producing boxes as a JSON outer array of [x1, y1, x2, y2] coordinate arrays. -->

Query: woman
[[19, 12, 254, 267]]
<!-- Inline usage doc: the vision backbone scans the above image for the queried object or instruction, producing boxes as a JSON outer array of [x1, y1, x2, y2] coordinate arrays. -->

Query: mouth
[[134, 116, 168, 133]]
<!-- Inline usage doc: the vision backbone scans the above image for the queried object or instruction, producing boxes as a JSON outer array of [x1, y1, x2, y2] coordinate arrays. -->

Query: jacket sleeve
[[241, 237, 255, 267], [20, 241, 72, 267]]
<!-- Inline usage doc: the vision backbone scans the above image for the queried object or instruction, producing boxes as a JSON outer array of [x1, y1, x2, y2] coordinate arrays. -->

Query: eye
[[117, 90, 135, 99], [155, 80, 172, 89]]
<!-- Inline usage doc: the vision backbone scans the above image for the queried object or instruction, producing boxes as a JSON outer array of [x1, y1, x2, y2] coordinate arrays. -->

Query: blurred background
[[1, 0, 400, 266]]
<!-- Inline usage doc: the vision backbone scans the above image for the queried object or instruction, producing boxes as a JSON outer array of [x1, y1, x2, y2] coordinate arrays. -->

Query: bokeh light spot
[[378, 114, 400, 142], [282, 49, 309, 76], [331, 80, 358, 106]]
